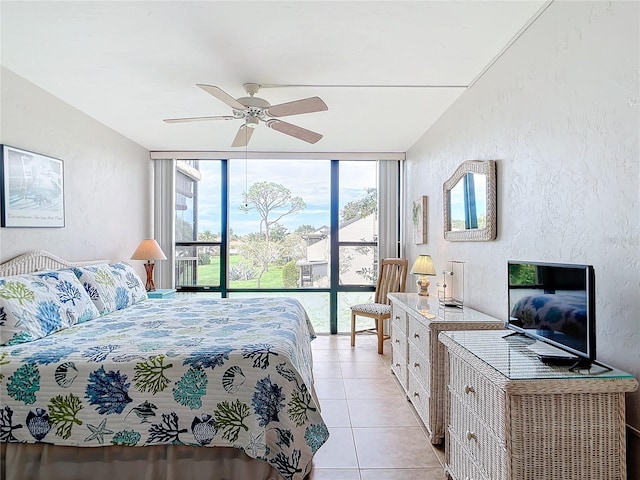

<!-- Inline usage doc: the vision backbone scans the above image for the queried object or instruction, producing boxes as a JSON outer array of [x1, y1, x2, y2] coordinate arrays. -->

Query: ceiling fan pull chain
[[244, 134, 249, 208]]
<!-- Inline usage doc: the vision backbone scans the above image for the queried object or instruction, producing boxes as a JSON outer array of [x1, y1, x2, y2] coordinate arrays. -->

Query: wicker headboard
[[0, 250, 109, 276]]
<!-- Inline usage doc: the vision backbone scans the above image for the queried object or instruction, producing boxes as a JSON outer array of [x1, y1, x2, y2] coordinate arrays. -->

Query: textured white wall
[[404, 0, 640, 438], [0, 67, 152, 278]]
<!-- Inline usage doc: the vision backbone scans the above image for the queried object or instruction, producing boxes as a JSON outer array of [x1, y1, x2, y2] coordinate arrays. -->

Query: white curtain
[[378, 160, 401, 260], [153, 159, 175, 289]]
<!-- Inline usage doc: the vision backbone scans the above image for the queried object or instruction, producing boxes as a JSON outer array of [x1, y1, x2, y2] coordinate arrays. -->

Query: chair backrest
[[374, 258, 409, 305]]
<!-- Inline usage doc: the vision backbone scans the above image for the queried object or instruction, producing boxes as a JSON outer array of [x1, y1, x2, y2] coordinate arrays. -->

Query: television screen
[[506, 261, 596, 365]]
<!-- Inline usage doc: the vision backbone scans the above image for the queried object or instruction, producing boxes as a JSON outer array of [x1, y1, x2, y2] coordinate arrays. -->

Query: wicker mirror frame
[[443, 160, 497, 241]]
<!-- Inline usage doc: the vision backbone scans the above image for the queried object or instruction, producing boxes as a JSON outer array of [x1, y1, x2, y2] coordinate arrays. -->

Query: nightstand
[[147, 288, 176, 299]]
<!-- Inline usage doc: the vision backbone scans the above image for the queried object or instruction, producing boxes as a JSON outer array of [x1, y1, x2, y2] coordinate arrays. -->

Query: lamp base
[[143, 261, 156, 292], [417, 276, 431, 296]]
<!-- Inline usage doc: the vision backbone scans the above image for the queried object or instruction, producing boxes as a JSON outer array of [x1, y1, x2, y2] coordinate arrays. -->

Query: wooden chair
[[350, 258, 408, 354]]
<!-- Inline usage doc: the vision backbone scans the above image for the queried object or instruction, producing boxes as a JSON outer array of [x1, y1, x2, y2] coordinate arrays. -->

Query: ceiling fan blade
[[163, 115, 236, 123], [266, 120, 323, 144], [197, 84, 247, 111], [231, 124, 255, 148], [266, 96, 328, 117]]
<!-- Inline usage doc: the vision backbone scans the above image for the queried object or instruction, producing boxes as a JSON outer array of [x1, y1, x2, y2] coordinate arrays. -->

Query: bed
[[0, 251, 328, 480]]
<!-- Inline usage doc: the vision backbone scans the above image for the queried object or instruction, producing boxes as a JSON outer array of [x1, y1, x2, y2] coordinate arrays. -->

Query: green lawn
[[188, 257, 375, 333], [196, 255, 285, 288]]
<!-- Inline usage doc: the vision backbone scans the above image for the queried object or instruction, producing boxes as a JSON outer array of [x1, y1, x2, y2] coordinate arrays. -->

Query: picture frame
[[412, 195, 428, 244], [1, 145, 65, 228]]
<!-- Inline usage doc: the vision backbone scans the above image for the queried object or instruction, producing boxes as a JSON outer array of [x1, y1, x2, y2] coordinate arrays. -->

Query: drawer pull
[[464, 385, 475, 394], [395, 339, 400, 344], [413, 392, 420, 398], [395, 316, 400, 320], [414, 362, 420, 368], [466, 431, 477, 441], [395, 363, 401, 367], [413, 333, 420, 338]]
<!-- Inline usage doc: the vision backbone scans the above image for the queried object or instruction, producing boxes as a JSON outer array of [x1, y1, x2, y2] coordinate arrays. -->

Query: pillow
[[71, 262, 147, 315], [0, 270, 101, 346]]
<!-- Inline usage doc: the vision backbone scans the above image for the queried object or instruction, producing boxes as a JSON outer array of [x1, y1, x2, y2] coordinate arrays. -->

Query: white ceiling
[[1, 1, 549, 154]]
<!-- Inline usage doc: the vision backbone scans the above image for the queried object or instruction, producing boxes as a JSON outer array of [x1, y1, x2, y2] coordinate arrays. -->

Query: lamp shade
[[131, 239, 167, 261], [410, 255, 436, 276]]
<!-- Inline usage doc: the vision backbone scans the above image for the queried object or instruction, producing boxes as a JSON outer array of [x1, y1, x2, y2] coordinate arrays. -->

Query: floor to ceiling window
[[336, 161, 380, 333], [228, 159, 332, 290], [173, 158, 398, 333], [175, 160, 223, 289]]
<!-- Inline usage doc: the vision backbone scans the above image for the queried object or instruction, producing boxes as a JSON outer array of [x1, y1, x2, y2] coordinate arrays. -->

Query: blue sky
[[194, 160, 377, 236]]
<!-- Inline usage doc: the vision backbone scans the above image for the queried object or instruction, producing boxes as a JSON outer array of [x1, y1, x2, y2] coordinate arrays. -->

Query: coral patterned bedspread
[[0, 296, 329, 480]]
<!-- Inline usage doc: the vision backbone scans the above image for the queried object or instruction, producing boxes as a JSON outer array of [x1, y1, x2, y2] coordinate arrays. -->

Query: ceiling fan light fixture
[[245, 117, 259, 128]]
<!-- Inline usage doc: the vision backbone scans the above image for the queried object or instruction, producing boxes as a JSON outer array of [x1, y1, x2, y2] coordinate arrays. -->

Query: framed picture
[[1, 145, 65, 228], [412, 195, 428, 244]]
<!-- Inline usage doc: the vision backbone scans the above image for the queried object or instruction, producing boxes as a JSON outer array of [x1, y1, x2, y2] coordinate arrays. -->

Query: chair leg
[[351, 312, 356, 347], [376, 318, 384, 354]]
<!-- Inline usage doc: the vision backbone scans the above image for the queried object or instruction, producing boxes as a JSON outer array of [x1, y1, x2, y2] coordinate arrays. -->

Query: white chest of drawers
[[387, 293, 503, 444], [439, 330, 638, 480]]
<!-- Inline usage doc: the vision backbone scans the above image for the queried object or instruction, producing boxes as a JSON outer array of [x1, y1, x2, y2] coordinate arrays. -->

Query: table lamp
[[410, 254, 436, 296], [131, 239, 167, 291]]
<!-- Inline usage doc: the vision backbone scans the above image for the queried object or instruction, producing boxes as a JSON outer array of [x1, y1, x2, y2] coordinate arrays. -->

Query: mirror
[[443, 160, 497, 241]]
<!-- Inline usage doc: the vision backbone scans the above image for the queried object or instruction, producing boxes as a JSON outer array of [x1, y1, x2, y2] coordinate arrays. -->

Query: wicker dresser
[[387, 293, 504, 444], [439, 330, 638, 480]]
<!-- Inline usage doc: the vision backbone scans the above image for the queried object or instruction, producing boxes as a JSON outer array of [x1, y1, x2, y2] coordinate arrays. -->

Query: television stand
[[538, 353, 579, 366], [439, 330, 637, 480], [501, 329, 523, 338], [536, 351, 613, 372]]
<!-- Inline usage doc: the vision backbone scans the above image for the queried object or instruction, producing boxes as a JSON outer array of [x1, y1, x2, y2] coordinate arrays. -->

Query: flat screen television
[[506, 261, 596, 368]]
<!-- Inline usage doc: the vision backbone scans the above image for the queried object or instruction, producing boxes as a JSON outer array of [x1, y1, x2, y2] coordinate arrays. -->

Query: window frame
[[167, 157, 400, 333]]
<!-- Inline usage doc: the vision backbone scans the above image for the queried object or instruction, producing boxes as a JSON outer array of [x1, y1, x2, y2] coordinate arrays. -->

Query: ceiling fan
[[163, 83, 328, 147]]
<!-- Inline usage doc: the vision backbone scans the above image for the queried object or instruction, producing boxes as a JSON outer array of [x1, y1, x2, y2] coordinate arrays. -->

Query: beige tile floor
[[308, 333, 447, 480]]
